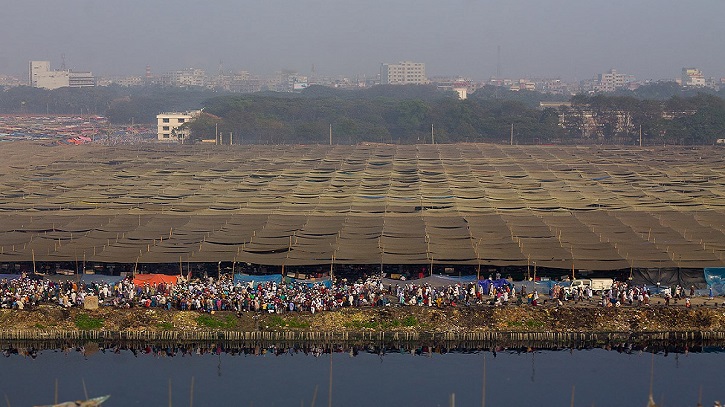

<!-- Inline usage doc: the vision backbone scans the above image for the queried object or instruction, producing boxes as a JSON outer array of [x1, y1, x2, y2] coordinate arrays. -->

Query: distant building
[[511, 79, 536, 92], [681, 68, 706, 87], [207, 71, 262, 93], [594, 69, 633, 92], [433, 77, 471, 99], [380, 61, 427, 85], [539, 101, 572, 110], [160, 68, 206, 87], [28, 61, 95, 90], [156, 110, 201, 142], [277, 71, 308, 92], [0, 74, 23, 88], [112, 76, 145, 87]]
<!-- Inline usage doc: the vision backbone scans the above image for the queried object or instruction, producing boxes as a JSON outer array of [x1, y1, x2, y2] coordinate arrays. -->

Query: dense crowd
[[547, 280, 703, 308], [0, 275, 498, 312], [0, 274, 717, 313]]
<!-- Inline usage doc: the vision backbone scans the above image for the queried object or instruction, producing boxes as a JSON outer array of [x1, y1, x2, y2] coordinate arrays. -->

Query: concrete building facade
[[160, 68, 206, 87], [156, 110, 201, 142], [682, 68, 706, 87], [380, 61, 427, 85], [29, 61, 94, 90], [595, 69, 633, 92]]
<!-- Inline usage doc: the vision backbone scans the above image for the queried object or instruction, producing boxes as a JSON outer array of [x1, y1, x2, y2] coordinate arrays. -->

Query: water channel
[[1, 341, 723, 407]]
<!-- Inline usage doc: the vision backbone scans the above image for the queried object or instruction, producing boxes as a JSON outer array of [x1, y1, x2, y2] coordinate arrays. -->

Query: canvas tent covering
[[0, 142, 723, 271]]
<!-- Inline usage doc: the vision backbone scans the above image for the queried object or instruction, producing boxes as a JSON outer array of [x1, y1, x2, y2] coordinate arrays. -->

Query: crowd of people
[[547, 280, 708, 308], [0, 274, 719, 313], [0, 274, 496, 312]]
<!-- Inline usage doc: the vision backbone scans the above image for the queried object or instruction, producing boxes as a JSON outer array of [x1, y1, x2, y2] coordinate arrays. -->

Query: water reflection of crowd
[[2, 340, 707, 360]]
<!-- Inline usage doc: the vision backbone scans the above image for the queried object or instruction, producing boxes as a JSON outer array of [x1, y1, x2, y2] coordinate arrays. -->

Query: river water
[[2, 344, 723, 407]]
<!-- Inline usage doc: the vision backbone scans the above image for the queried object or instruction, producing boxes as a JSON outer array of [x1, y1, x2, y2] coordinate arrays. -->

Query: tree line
[[1, 83, 724, 145], [189, 85, 725, 145]]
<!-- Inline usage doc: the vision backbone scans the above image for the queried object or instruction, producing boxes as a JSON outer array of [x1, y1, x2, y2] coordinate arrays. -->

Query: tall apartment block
[[595, 69, 633, 92], [380, 61, 428, 85]]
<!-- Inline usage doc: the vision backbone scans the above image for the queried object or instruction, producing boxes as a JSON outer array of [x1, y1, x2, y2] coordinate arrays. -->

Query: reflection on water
[[2, 341, 724, 407]]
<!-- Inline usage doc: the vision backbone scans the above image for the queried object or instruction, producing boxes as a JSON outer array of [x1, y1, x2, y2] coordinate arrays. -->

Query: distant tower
[[61, 53, 67, 71], [145, 65, 151, 84], [496, 45, 501, 78]]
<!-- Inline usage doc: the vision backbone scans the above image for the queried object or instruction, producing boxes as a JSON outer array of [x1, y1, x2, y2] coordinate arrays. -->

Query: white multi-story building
[[681, 68, 706, 87], [156, 110, 201, 142], [380, 61, 427, 85], [595, 69, 633, 92], [29, 61, 95, 90]]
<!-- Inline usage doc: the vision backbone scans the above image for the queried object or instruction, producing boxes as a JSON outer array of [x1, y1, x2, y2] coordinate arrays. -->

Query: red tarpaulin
[[133, 274, 179, 287]]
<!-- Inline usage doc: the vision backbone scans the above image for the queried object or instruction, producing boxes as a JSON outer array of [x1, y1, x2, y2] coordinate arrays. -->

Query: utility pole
[[329, 123, 332, 146], [510, 123, 514, 145], [639, 125, 642, 147], [215, 123, 218, 145], [431, 124, 435, 145]]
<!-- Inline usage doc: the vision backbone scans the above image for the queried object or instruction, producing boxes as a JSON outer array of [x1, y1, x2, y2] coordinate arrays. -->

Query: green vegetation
[[507, 319, 546, 329], [195, 314, 237, 329], [2, 83, 724, 145], [401, 315, 419, 327], [0, 85, 222, 124], [192, 87, 725, 145], [157, 322, 174, 330], [74, 313, 104, 330]]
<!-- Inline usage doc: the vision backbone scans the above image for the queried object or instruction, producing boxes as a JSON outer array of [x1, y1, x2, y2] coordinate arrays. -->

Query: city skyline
[[2, 0, 724, 82]]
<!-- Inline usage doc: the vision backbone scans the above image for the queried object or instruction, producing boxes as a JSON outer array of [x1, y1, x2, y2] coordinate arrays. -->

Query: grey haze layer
[[2, 0, 724, 80]]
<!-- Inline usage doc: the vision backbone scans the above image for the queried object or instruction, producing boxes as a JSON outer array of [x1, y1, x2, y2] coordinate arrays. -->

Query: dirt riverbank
[[2, 301, 725, 334]]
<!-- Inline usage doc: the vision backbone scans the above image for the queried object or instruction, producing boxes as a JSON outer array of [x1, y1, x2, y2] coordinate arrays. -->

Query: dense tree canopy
[[195, 88, 724, 145], [1, 84, 723, 145], [0, 85, 225, 124]]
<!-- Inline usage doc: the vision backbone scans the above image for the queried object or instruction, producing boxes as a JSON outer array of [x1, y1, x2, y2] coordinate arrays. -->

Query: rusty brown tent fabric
[[0, 142, 723, 270]]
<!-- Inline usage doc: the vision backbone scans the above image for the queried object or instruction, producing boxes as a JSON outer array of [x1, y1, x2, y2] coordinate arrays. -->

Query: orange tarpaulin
[[133, 274, 179, 287]]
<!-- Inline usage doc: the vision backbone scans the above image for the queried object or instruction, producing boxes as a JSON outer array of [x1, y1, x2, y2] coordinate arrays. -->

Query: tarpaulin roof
[[133, 273, 179, 287], [0, 142, 723, 270]]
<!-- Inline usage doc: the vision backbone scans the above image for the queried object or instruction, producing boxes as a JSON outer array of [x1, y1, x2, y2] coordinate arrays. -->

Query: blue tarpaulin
[[478, 278, 513, 294], [234, 274, 283, 285], [704, 268, 725, 296]]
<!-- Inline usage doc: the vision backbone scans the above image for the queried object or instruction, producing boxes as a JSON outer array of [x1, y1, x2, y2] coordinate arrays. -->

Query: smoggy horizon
[[2, 0, 724, 81]]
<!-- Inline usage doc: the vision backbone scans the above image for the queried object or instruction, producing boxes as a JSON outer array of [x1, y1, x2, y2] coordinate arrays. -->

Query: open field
[[0, 142, 723, 270]]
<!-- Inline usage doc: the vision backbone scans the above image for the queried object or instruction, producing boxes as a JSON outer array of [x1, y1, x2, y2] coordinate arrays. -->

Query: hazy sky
[[2, 0, 724, 81]]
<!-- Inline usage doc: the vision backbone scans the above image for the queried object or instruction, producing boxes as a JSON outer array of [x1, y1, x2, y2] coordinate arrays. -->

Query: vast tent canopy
[[0, 142, 723, 271]]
